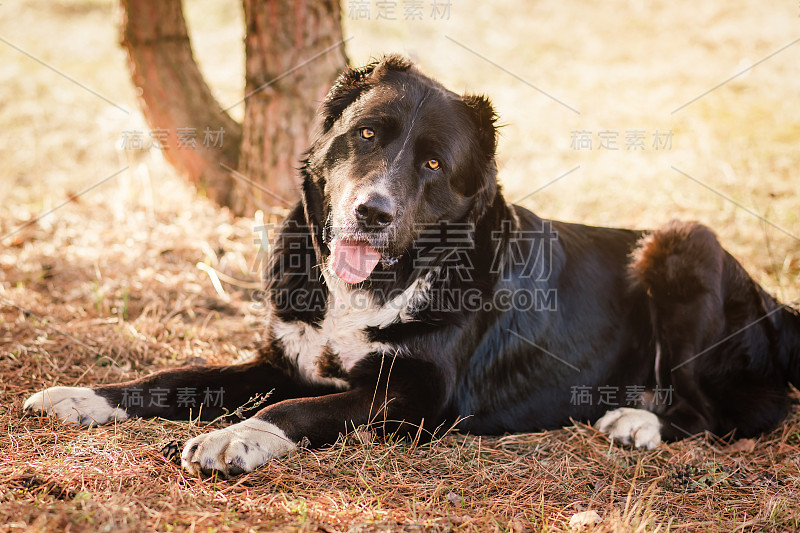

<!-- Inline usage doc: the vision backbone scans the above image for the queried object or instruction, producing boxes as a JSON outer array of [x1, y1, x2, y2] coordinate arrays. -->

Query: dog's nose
[[354, 194, 395, 227]]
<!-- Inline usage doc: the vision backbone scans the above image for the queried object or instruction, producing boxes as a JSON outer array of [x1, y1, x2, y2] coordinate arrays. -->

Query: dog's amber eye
[[360, 127, 375, 139], [426, 159, 440, 170]]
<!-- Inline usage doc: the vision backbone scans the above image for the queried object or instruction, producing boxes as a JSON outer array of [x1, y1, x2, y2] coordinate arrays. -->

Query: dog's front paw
[[181, 419, 296, 478], [23, 386, 128, 427], [595, 407, 662, 449]]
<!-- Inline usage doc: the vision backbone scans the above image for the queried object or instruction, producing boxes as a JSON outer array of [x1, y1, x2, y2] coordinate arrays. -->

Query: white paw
[[181, 419, 296, 478], [23, 386, 128, 427], [595, 407, 662, 449]]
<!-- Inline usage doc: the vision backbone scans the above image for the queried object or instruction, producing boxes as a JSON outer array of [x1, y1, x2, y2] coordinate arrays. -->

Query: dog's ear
[[461, 94, 499, 219], [321, 64, 375, 131], [300, 170, 328, 253], [461, 94, 498, 156], [321, 55, 414, 132]]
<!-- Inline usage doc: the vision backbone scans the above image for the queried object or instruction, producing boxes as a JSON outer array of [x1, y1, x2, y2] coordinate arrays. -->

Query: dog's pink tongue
[[330, 237, 381, 284]]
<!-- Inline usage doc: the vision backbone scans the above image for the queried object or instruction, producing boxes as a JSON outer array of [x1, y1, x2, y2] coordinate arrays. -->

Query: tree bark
[[236, 0, 346, 214], [119, 0, 347, 216], [120, 0, 242, 208]]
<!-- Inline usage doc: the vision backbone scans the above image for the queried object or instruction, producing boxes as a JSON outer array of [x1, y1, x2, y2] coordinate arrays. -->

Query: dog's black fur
[[26, 56, 800, 476]]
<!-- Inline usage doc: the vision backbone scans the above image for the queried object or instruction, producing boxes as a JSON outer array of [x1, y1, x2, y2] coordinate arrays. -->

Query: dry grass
[[2, 0, 800, 531]]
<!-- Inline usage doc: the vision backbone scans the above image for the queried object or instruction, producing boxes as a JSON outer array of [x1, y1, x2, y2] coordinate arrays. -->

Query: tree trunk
[[119, 0, 346, 216], [120, 0, 242, 208], [235, 0, 346, 214]]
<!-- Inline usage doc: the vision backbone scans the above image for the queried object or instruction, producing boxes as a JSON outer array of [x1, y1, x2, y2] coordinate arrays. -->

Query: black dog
[[25, 56, 800, 477]]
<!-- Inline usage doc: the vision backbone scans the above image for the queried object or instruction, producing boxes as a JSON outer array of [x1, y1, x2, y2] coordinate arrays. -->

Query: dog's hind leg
[[599, 220, 796, 445], [630, 220, 727, 441]]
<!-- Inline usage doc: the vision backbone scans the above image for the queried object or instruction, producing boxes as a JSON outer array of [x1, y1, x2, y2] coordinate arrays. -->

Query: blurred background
[[1, 0, 798, 302]]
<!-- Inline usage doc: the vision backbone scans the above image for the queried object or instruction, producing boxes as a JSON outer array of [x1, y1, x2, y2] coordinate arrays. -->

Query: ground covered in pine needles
[[3, 0, 800, 531], [2, 184, 800, 532]]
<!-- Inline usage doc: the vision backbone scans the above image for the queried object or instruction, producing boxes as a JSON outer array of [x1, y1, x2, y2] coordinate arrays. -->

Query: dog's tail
[[776, 300, 800, 389]]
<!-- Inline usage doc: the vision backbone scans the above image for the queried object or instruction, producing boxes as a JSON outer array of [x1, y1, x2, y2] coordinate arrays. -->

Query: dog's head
[[304, 55, 499, 285]]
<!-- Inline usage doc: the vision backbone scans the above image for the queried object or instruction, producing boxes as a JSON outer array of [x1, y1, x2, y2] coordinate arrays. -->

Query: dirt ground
[[1, 0, 799, 531]]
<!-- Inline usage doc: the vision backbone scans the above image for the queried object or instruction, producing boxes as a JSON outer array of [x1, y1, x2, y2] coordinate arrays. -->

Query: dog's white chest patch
[[271, 276, 431, 384]]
